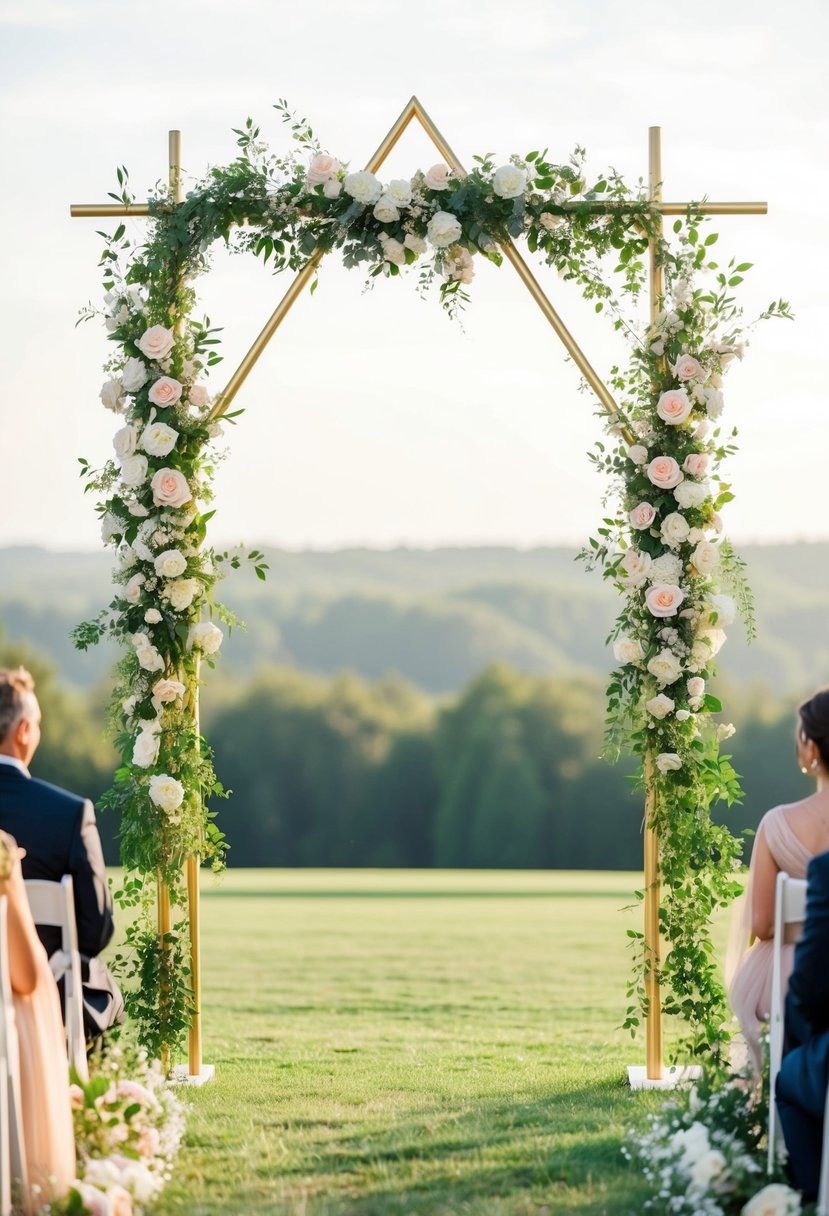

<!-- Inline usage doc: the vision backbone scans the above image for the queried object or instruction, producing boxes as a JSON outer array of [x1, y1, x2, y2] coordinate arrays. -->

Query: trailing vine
[[74, 101, 789, 1060]]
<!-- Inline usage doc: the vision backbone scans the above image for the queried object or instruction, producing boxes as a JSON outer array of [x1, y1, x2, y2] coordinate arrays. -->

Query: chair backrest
[[768, 870, 808, 1171], [24, 877, 88, 1082], [0, 895, 30, 1215]]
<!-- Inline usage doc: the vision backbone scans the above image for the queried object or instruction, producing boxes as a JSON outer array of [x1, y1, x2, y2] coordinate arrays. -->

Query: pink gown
[[726, 805, 812, 1074]]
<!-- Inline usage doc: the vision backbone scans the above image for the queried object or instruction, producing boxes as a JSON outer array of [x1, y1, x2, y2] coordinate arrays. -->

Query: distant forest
[[0, 544, 826, 870]]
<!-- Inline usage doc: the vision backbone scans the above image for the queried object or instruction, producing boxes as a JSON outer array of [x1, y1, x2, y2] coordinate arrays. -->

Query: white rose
[[100, 379, 124, 413], [151, 467, 192, 509], [143, 608, 162, 624], [343, 170, 383, 205], [137, 325, 175, 362], [687, 677, 705, 699], [613, 637, 644, 665], [692, 540, 720, 576], [741, 1182, 801, 1216], [152, 678, 185, 704], [373, 194, 400, 223], [647, 455, 683, 490], [618, 549, 652, 588], [141, 421, 178, 458], [656, 388, 693, 425], [717, 722, 736, 742], [424, 163, 450, 190], [322, 177, 342, 199], [306, 153, 339, 187], [647, 649, 683, 687], [121, 357, 148, 393], [122, 695, 137, 717], [704, 387, 725, 419], [127, 500, 150, 517], [656, 752, 682, 774], [113, 424, 138, 462], [426, 210, 463, 248], [646, 694, 675, 720], [627, 444, 648, 465], [492, 164, 527, 199], [124, 573, 145, 604], [674, 480, 711, 509], [649, 553, 682, 583], [702, 627, 727, 656], [135, 643, 164, 673], [404, 233, 427, 255], [645, 584, 685, 618], [154, 549, 187, 578], [148, 774, 185, 814], [660, 512, 690, 549], [120, 454, 149, 488], [132, 726, 161, 769], [166, 577, 200, 611], [672, 354, 705, 381], [187, 620, 223, 655], [386, 178, 412, 206], [707, 593, 736, 627], [675, 709, 691, 721], [100, 512, 121, 545], [380, 237, 406, 265]]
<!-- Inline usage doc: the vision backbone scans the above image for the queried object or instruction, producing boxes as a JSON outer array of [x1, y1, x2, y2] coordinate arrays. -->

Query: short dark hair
[[0, 667, 37, 744], [798, 687, 829, 771]]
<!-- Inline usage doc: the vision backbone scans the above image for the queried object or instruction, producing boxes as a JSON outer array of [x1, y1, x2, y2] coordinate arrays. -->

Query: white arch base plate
[[170, 1063, 215, 1087], [628, 1064, 702, 1091]]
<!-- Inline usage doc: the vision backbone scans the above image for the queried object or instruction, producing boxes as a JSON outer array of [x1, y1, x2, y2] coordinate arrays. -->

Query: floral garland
[[75, 102, 789, 1059]]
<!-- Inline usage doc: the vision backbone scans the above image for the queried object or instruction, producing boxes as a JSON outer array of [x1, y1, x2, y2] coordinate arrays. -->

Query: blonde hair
[[0, 667, 38, 743]]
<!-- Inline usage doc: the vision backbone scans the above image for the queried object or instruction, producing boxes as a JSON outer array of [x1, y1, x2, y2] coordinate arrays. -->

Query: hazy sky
[[0, 0, 826, 552]]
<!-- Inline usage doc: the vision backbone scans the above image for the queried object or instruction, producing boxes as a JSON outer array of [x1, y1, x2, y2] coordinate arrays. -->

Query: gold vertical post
[[157, 876, 172, 1074], [644, 126, 664, 1081], [186, 655, 203, 1077]]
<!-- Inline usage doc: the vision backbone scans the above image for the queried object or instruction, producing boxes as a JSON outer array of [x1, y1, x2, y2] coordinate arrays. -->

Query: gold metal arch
[[71, 97, 768, 1085]]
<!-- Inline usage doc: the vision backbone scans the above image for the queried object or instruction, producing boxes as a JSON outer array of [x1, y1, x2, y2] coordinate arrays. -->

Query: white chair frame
[[768, 870, 808, 1172], [24, 877, 88, 1082], [0, 895, 29, 1216]]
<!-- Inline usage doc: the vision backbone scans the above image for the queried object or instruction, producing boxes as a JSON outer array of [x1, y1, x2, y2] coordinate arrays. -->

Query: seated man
[[0, 666, 123, 1041], [776, 848, 829, 1200]]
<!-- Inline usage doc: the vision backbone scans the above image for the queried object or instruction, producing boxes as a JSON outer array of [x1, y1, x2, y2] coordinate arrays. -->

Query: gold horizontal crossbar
[[68, 200, 767, 219]]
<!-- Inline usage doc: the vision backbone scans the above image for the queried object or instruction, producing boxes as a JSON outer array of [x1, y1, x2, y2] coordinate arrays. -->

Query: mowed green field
[[153, 869, 731, 1216]]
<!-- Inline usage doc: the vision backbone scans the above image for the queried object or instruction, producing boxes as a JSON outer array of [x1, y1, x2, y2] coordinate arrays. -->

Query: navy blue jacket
[[785, 849, 829, 1052], [0, 761, 114, 961]]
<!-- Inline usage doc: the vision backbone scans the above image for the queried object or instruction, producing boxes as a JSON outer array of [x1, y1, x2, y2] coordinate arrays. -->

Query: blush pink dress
[[726, 806, 812, 1074]]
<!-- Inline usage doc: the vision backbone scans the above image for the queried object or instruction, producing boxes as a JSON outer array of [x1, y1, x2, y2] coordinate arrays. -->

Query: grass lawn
[[151, 869, 730, 1215]]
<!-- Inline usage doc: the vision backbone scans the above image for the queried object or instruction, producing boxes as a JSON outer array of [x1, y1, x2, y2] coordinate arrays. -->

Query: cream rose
[[124, 573, 145, 604], [132, 727, 161, 769], [492, 164, 527, 199], [627, 444, 648, 465], [144, 608, 162, 624], [188, 384, 210, 409], [687, 676, 705, 699], [706, 593, 736, 627], [147, 376, 182, 408], [682, 452, 710, 477], [613, 637, 644, 665], [404, 232, 427, 255], [649, 552, 682, 583], [629, 502, 657, 530], [100, 379, 124, 413], [426, 210, 463, 248], [656, 752, 682, 774], [152, 677, 186, 704], [380, 237, 406, 266], [137, 325, 175, 363], [618, 549, 652, 588], [647, 649, 683, 687], [704, 387, 725, 419], [672, 354, 704, 381], [539, 211, 562, 230], [141, 421, 178, 458], [148, 774, 185, 814], [645, 584, 685, 618], [167, 577, 200, 611], [717, 722, 736, 742], [373, 194, 399, 223], [656, 389, 693, 426], [741, 1183, 801, 1216], [424, 163, 450, 190], [660, 512, 690, 548], [674, 480, 711, 509], [343, 170, 383, 205], [151, 467, 192, 509], [386, 178, 412, 206], [187, 620, 223, 655], [120, 454, 149, 488], [306, 153, 339, 186], [646, 694, 675, 720], [121, 357, 148, 393], [154, 549, 187, 578], [647, 455, 683, 490], [691, 540, 720, 576], [322, 177, 342, 199], [113, 424, 138, 462], [107, 1184, 133, 1216], [135, 642, 164, 673]]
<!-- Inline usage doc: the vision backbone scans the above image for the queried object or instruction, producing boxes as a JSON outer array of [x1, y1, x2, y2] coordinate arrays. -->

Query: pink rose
[[306, 153, 340, 186], [76, 1185, 112, 1216], [107, 1185, 133, 1216], [152, 677, 186, 704], [656, 389, 693, 426], [188, 384, 210, 408], [69, 1083, 85, 1110], [687, 677, 705, 699], [645, 584, 686, 618], [136, 325, 175, 363], [137, 1126, 161, 1157], [629, 502, 656, 530], [424, 163, 450, 190], [647, 455, 683, 490], [673, 354, 704, 380], [151, 467, 192, 509], [148, 377, 182, 407], [116, 1079, 154, 1106], [682, 452, 710, 477]]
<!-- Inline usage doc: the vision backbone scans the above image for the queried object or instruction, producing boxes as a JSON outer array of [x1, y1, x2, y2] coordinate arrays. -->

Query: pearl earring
[[801, 766, 809, 775]]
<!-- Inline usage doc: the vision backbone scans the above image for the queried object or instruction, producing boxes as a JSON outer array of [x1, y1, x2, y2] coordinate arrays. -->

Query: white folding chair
[[817, 1079, 829, 1216], [768, 870, 808, 1171], [0, 895, 30, 1216], [24, 877, 88, 1082]]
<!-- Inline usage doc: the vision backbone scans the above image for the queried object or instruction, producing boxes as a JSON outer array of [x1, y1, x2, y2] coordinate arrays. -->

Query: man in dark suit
[[0, 666, 123, 1040], [776, 848, 829, 1199]]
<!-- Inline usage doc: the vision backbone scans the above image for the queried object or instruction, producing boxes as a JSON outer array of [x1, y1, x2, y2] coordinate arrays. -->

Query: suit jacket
[[0, 762, 115, 962], [785, 849, 829, 1053]]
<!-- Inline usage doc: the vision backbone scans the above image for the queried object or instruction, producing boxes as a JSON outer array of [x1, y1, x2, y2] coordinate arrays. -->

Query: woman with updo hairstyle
[[727, 687, 829, 1073]]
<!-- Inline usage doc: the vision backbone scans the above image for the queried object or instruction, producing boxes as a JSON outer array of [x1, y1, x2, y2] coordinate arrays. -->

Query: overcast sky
[[0, 0, 826, 553]]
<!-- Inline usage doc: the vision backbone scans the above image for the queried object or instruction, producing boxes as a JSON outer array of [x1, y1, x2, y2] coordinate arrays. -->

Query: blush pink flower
[[673, 354, 704, 380], [647, 455, 683, 490], [148, 377, 183, 408], [629, 502, 657, 530], [656, 389, 693, 426], [645, 584, 686, 618]]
